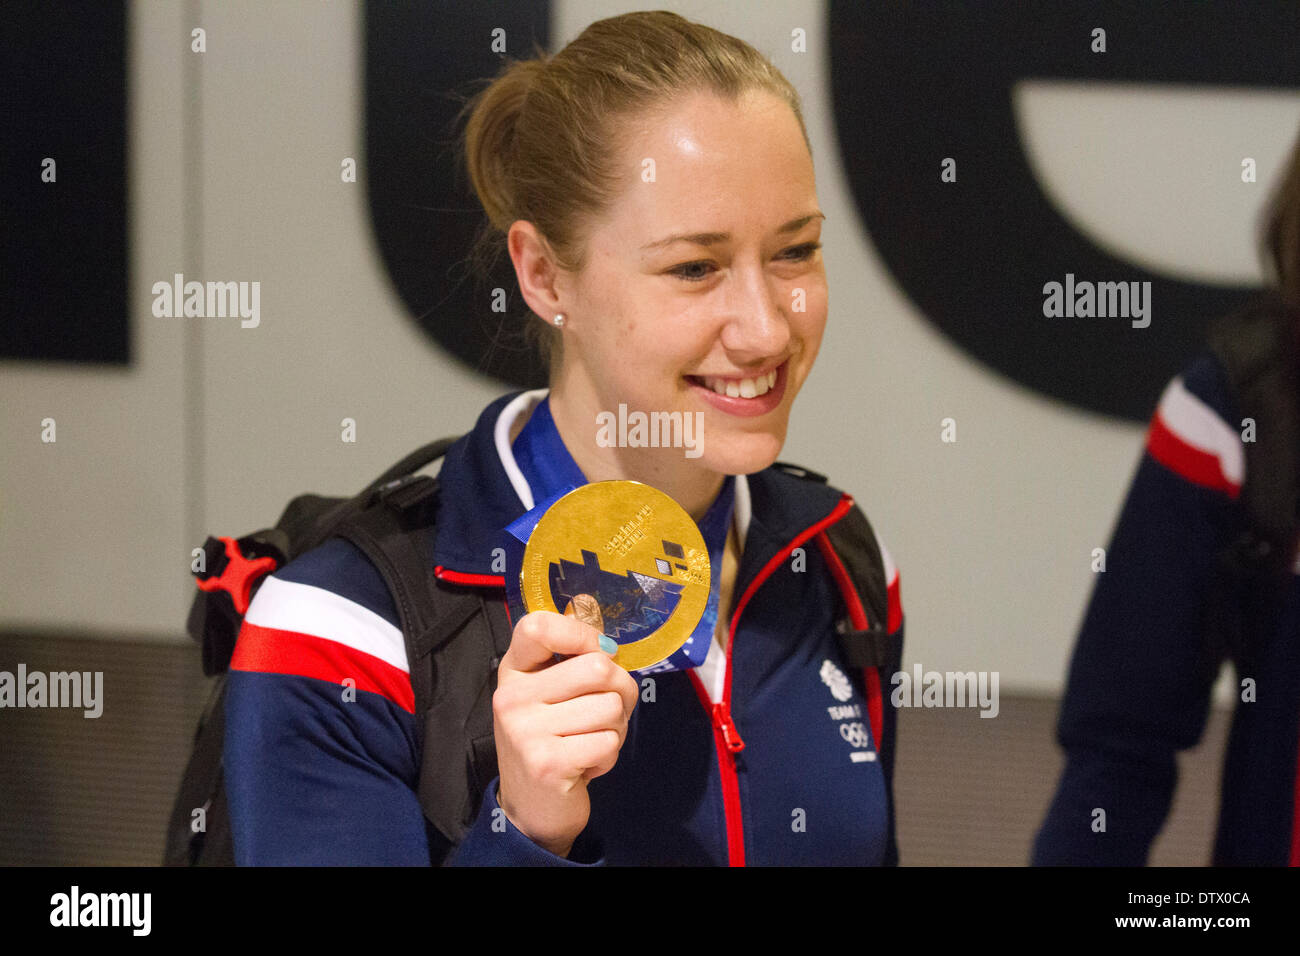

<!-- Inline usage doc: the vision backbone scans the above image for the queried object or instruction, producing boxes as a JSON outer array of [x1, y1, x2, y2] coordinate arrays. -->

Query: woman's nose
[[722, 281, 792, 355]]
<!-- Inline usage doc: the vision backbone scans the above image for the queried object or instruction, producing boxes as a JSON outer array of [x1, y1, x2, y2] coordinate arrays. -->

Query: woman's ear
[[507, 220, 564, 326]]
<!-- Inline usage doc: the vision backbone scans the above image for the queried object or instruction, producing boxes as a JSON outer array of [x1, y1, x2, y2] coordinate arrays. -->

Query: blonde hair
[[456, 10, 810, 372]]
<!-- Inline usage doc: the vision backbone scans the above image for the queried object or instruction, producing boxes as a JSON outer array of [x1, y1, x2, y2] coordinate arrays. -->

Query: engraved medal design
[[519, 480, 711, 672]]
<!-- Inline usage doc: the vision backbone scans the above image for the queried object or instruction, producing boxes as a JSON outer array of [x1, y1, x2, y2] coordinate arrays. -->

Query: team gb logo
[[820, 659, 853, 702]]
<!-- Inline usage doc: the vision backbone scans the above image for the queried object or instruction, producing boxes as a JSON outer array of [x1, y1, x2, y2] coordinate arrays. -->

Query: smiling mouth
[[684, 361, 785, 399]]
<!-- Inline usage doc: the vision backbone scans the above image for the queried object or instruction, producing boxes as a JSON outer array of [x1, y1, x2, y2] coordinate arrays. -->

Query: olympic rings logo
[[839, 721, 871, 749]]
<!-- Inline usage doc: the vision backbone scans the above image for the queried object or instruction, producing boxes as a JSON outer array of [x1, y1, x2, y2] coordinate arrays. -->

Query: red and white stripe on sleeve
[[230, 575, 415, 714], [1145, 375, 1244, 499]]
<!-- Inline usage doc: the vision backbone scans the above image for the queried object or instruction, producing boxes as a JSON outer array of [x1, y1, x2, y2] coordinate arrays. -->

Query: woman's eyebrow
[[640, 211, 825, 252]]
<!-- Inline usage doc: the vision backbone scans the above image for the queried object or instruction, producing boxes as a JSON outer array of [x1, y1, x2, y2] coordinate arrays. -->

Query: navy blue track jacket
[[224, 389, 904, 865]]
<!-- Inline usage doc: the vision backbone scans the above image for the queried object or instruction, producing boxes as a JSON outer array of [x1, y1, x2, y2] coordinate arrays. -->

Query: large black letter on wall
[[365, 0, 552, 389], [1, 2, 129, 364], [830, 0, 1299, 421]]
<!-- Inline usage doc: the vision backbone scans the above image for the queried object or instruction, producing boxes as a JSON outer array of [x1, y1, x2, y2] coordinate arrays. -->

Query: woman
[[1033, 129, 1300, 866], [223, 10, 903, 866]]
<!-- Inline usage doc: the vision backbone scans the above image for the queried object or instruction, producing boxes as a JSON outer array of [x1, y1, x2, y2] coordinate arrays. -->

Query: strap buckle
[[835, 620, 891, 668], [369, 473, 439, 513], [194, 535, 279, 615]]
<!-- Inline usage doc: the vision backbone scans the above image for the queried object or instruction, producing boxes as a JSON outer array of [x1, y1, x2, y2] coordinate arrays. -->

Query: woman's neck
[[544, 383, 725, 523]]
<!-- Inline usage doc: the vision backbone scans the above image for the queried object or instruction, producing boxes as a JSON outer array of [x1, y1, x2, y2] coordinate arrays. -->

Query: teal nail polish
[[599, 635, 617, 655]]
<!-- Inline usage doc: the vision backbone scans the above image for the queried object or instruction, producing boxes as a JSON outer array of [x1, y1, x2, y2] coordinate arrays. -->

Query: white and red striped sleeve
[[1144, 373, 1244, 499]]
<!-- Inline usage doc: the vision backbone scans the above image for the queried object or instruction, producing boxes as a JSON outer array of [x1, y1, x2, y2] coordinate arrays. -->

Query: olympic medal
[[520, 480, 711, 671]]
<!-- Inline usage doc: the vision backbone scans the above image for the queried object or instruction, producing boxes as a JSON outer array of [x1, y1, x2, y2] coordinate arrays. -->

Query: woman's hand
[[493, 594, 639, 857]]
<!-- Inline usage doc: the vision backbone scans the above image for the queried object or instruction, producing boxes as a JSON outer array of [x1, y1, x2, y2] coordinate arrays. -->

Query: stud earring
[[554, 313, 565, 327]]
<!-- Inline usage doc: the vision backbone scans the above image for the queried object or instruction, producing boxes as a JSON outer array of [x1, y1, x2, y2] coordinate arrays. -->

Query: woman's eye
[[669, 243, 822, 283], [784, 242, 822, 261], [670, 260, 715, 282]]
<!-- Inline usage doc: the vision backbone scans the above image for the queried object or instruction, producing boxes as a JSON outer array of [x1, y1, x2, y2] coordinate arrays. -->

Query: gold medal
[[520, 480, 711, 671]]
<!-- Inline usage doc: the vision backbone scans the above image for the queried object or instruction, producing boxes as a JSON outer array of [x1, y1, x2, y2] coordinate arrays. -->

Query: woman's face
[[554, 88, 828, 478]]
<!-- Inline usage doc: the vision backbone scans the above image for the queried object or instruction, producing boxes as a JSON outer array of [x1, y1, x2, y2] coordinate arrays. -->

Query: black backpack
[[163, 438, 899, 865], [1201, 291, 1300, 676]]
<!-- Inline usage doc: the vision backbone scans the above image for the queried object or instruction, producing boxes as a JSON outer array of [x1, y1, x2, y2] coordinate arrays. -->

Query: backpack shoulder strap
[[814, 486, 903, 868], [769, 460, 896, 664], [331, 468, 512, 853], [326, 433, 467, 665], [333, 473, 445, 665], [822, 500, 895, 667], [413, 581, 512, 853], [329, 473, 445, 750], [364, 436, 467, 495]]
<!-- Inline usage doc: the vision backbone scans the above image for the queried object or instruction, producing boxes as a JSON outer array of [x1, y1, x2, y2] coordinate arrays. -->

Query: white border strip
[[732, 472, 752, 552], [493, 388, 549, 511]]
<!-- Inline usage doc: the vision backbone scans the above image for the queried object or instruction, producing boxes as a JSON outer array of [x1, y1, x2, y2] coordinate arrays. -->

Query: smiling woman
[[220, 9, 904, 867]]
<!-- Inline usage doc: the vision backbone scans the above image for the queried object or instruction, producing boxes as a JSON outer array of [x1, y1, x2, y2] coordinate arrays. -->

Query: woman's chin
[[695, 431, 786, 476]]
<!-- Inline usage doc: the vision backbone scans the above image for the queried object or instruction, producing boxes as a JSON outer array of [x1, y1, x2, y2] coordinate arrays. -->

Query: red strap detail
[[862, 666, 884, 757], [814, 531, 866, 629], [886, 572, 903, 634], [434, 566, 505, 588], [195, 536, 277, 615]]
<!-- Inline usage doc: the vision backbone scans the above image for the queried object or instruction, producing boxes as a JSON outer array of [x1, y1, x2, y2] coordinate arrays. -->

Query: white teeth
[[699, 368, 779, 399]]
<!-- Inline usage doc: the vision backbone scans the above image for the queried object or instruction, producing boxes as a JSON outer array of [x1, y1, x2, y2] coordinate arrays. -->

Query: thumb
[[562, 593, 605, 634]]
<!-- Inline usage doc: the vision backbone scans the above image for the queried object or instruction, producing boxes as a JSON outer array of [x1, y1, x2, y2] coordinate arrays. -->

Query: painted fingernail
[[599, 635, 617, 656]]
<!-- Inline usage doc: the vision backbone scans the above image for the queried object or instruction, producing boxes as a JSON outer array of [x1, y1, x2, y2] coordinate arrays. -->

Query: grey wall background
[[1, 0, 1296, 864]]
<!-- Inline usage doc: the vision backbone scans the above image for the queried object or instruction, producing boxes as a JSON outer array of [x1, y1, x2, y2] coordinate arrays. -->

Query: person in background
[[1034, 129, 1300, 865]]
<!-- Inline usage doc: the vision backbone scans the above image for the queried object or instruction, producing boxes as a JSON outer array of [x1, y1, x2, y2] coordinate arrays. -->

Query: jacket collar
[[431, 389, 852, 581]]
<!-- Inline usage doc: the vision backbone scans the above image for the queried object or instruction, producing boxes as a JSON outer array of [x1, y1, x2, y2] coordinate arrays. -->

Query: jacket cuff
[[447, 777, 605, 866]]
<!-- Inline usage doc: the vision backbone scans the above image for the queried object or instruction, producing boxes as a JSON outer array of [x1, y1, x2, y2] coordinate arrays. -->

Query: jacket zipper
[[689, 493, 857, 867]]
